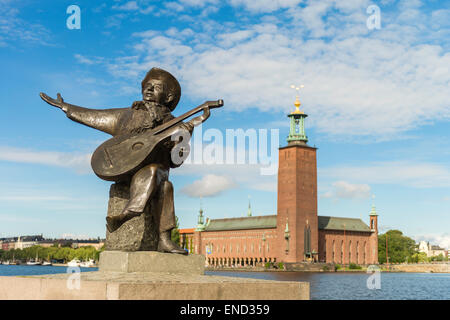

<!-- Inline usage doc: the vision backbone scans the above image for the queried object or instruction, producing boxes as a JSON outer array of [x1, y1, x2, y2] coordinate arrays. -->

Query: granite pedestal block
[[105, 182, 159, 251], [0, 272, 309, 300], [99, 251, 204, 274], [0, 251, 309, 300]]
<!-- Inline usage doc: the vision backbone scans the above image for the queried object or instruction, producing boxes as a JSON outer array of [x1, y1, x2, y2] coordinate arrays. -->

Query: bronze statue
[[40, 67, 223, 254]]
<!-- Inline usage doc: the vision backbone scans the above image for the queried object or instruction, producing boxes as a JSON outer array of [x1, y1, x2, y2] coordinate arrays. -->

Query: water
[[1, 265, 448, 300], [206, 271, 450, 300], [0, 264, 98, 276]]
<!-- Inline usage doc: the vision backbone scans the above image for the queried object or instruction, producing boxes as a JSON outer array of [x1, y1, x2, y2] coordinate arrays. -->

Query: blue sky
[[0, 0, 449, 248]]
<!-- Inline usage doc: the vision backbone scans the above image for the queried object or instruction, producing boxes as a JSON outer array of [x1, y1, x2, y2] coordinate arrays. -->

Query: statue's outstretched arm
[[40, 92, 126, 136]]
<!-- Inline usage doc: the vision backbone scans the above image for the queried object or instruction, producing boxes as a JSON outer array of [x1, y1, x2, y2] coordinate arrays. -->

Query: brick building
[[180, 95, 378, 266]]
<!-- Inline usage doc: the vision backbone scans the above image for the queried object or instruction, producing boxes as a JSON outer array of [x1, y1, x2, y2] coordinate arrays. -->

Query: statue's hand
[[39, 92, 68, 112]]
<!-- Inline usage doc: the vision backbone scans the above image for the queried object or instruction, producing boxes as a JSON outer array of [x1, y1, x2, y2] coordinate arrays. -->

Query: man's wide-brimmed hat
[[141, 67, 181, 111]]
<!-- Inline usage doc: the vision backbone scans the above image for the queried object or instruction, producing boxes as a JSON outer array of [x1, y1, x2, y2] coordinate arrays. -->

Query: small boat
[[80, 259, 95, 268], [27, 251, 41, 265], [67, 259, 81, 267], [2, 261, 10, 265], [42, 261, 52, 266]]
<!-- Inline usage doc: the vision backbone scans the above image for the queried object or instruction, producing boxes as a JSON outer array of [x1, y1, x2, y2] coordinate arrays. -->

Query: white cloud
[[180, 174, 236, 197], [320, 161, 450, 188], [228, 0, 302, 13], [0, 146, 91, 174], [0, 3, 52, 46], [112, 1, 139, 11], [111, 0, 153, 14], [74, 54, 104, 65], [93, 0, 450, 141], [322, 181, 371, 199]]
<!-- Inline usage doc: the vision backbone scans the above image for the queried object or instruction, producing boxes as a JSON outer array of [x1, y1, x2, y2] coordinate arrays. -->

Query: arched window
[[332, 240, 335, 263], [349, 240, 352, 263], [356, 241, 359, 264], [304, 225, 311, 257]]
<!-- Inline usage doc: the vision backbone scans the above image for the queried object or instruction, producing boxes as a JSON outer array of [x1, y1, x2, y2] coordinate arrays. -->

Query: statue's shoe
[[106, 211, 141, 233], [158, 231, 188, 255], [106, 216, 121, 233]]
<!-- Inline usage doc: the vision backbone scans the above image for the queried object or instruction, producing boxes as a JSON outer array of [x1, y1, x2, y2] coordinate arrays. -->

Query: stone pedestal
[[0, 251, 310, 300], [0, 272, 309, 300], [105, 182, 159, 251], [99, 251, 204, 274]]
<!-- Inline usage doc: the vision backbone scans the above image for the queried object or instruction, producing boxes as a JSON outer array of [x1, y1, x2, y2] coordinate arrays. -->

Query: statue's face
[[142, 78, 168, 105]]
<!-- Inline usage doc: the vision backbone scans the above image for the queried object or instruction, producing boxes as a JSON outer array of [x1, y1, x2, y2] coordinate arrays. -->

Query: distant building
[[0, 235, 104, 251], [179, 95, 378, 267], [419, 241, 447, 258], [15, 235, 44, 249]]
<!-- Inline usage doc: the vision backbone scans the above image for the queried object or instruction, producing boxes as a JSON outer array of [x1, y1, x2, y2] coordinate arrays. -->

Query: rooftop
[[188, 214, 372, 233], [205, 215, 277, 232]]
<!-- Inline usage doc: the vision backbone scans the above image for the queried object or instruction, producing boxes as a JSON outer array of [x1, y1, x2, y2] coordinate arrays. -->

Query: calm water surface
[[1, 265, 448, 300], [206, 271, 450, 300], [0, 264, 98, 276]]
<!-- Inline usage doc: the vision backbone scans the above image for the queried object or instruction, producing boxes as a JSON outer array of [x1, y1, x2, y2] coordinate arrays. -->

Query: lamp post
[[386, 232, 389, 272]]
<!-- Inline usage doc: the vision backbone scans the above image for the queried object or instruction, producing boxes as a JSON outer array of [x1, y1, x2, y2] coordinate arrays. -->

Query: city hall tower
[[276, 92, 319, 263]]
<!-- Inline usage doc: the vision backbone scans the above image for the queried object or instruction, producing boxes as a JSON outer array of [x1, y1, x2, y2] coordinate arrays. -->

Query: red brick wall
[[198, 228, 278, 266], [276, 145, 318, 262], [318, 229, 378, 264]]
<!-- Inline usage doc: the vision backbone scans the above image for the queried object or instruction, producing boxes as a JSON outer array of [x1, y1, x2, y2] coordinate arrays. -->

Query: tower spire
[[195, 197, 205, 231], [287, 84, 308, 145], [370, 194, 378, 216], [247, 195, 252, 217]]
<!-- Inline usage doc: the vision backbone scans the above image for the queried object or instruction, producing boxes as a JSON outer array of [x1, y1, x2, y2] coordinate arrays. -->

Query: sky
[[0, 0, 449, 248]]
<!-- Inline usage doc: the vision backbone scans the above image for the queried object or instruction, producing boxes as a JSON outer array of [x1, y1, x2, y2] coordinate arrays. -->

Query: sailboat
[[80, 259, 95, 268], [26, 251, 42, 265], [42, 254, 52, 266]]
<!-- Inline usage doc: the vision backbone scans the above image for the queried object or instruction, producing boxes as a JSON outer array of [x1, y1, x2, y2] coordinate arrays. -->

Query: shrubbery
[[0, 245, 103, 263]]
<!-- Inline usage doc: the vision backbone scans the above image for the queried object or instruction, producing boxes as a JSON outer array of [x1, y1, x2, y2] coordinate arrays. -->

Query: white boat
[[2, 261, 10, 265], [42, 261, 52, 266], [80, 259, 95, 268], [67, 259, 81, 267], [27, 251, 41, 265]]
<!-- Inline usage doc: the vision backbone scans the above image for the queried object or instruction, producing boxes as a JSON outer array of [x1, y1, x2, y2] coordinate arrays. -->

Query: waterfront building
[[0, 236, 105, 251], [418, 241, 447, 258], [179, 94, 379, 267]]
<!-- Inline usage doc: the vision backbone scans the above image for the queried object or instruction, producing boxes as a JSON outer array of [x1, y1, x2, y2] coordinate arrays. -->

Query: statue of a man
[[40, 67, 219, 254]]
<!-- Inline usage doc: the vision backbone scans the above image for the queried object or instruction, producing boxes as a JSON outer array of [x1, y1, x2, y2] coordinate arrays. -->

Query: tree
[[171, 216, 180, 245], [378, 230, 416, 264], [409, 252, 428, 263]]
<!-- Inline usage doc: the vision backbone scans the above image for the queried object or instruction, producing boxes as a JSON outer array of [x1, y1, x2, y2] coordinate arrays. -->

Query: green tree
[[171, 216, 180, 245], [378, 230, 416, 264]]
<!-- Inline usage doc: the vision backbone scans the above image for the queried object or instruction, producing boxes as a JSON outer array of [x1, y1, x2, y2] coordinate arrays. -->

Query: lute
[[90, 99, 224, 181]]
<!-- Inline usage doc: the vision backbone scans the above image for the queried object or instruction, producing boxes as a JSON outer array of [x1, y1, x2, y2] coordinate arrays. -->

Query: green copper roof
[[318, 216, 371, 232], [369, 205, 378, 216], [202, 215, 371, 233], [205, 215, 277, 232]]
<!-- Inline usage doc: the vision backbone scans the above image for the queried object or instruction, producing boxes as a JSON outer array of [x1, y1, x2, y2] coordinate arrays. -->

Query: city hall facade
[[180, 96, 378, 266]]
